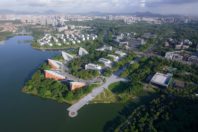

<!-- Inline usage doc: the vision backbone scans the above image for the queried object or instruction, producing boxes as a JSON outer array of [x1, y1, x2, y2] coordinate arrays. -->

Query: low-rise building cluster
[[57, 25, 91, 32], [115, 32, 156, 50], [49, 46, 126, 74], [164, 38, 193, 50], [38, 33, 98, 47], [87, 44, 127, 71], [42, 44, 128, 91], [85, 57, 113, 71], [85, 50, 127, 71], [96, 45, 113, 51], [165, 51, 198, 64]]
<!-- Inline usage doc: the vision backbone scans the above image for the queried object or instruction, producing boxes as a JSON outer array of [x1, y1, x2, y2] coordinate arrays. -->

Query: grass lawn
[[92, 81, 157, 104]]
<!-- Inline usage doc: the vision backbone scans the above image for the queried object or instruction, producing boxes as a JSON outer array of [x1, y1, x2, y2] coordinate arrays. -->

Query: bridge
[[67, 66, 128, 117]]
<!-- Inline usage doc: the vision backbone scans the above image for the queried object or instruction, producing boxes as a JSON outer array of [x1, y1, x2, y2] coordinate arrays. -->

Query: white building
[[99, 58, 112, 67], [116, 34, 124, 42], [85, 63, 102, 71], [56, 43, 62, 46], [78, 47, 89, 56], [72, 40, 76, 44], [49, 43, 53, 47], [38, 34, 52, 46], [57, 26, 68, 32], [150, 72, 173, 88], [119, 41, 129, 47], [53, 37, 59, 43], [108, 54, 119, 62], [62, 51, 74, 62], [115, 51, 127, 57], [165, 52, 183, 61], [38, 33, 98, 47], [188, 55, 198, 64], [96, 45, 113, 51]]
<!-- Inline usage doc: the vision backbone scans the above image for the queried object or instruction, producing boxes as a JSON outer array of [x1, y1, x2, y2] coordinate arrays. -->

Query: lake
[[0, 36, 123, 132]]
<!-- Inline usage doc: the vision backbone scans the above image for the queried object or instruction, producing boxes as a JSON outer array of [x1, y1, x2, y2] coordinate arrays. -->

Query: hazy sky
[[0, 0, 198, 15]]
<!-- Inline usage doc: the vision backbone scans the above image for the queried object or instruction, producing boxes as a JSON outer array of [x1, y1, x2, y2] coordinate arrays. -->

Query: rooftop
[[151, 72, 173, 87]]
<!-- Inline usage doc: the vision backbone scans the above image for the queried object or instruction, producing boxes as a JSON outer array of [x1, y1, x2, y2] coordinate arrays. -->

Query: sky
[[0, 0, 198, 15]]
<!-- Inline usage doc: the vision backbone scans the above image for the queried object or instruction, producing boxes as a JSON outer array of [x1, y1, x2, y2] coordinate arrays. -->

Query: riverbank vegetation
[[0, 31, 13, 41], [22, 63, 98, 104]]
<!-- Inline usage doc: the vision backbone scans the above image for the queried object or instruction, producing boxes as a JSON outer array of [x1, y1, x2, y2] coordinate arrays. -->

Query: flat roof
[[151, 72, 172, 87]]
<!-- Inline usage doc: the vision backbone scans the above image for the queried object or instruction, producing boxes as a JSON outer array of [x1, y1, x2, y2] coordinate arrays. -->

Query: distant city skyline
[[0, 0, 198, 15]]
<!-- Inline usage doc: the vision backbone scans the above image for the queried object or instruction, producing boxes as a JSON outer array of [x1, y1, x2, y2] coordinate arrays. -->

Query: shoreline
[[32, 46, 75, 51], [0, 34, 15, 42], [21, 67, 111, 105], [31, 44, 79, 51], [21, 67, 133, 105], [22, 86, 125, 105], [22, 87, 76, 105]]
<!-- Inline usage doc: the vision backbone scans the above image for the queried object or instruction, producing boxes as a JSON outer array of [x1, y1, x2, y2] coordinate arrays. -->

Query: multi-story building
[[96, 45, 112, 51], [165, 52, 183, 61], [70, 82, 87, 91], [188, 56, 198, 64], [108, 54, 119, 62], [44, 70, 65, 81], [85, 63, 102, 71], [78, 47, 89, 56], [99, 58, 112, 67], [62, 51, 74, 62], [48, 59, 63, 70], [115, 51, 127, 57]]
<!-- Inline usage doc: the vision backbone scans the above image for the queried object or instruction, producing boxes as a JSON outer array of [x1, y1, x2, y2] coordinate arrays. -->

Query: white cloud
[[0, 0, 197, 15], [149, 2, 198, 15]]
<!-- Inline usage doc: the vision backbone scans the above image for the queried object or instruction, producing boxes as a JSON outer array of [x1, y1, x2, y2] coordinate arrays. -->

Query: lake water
[[0, 36, 123, 132]]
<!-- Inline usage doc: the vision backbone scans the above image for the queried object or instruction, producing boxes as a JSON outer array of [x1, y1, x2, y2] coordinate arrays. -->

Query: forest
[[116, 94, 198, 132], [103, 56, 198, 132]]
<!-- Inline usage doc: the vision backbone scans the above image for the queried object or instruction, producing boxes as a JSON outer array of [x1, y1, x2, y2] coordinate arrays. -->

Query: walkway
[[67, 66, 128, 117]]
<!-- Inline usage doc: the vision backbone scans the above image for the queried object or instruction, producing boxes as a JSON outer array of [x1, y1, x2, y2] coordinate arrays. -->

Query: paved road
[[67, 66, 128, 117]]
